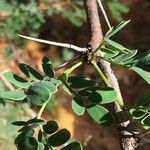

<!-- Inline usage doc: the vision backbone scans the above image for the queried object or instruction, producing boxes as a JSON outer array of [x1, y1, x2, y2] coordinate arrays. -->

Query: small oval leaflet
[[68, 76, 97, 89], [48, 129, 71, 147], [26, 84, 50, 106], [42, 57, 55, 78], [0, 90, 26, 101], [12, 121, 27, 126], [19, 63, 43, 81], [88, 88, 117, 104], [72, 97, 85, 116], [87, 105, 114, 126], [43, 120, 59, 134], [3, 72, 31, 88]]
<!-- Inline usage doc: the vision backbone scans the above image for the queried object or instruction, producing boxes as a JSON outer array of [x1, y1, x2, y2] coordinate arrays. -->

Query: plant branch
[[84, 0, 139, 149], [54, 55, 80, 71], [91, 60, 110, 87], [18, 34, 88, 52], [36, 99, 50, 119]]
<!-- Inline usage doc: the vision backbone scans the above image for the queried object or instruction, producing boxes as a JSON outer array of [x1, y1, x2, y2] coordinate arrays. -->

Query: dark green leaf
[[0, 90, 26, 101], [68, 76, 97, 89], [12, 121, 27, 126], [43, 120, 59, 134], [27, 118, 45, 125], [19, 63, 43, 81], [105, 20, 130, 38], [131, 67, 150, 84], [21, 137, 38, 150], [48, 129, 71, 147], [3, 72, 31, 88], [72, 97, 85, 115], [61, 142, 82, 150], [42, 57, 55, 78], [26, 84, 50, 106], [130, 108, 147, 119], [87, 105, 114, 126]]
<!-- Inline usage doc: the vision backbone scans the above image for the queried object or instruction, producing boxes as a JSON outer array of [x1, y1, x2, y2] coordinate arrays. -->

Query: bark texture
[[83, 0, 139, 149]]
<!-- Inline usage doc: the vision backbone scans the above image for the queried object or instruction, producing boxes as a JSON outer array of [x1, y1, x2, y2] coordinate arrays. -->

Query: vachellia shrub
[[0, 0, 150, 150], [0, 20, 149, 150]]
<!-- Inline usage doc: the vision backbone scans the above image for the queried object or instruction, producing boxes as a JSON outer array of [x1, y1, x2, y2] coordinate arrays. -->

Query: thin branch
[[18, 34, 88, 52], [97, 0, 111, 29], [54, 55, 80, 71]]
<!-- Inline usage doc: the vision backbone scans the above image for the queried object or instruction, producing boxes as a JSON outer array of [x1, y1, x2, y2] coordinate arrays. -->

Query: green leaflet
[[87, 105, 114, 126], [0, 90, 26, 101], [48, 129, 71, 147], [42, 57, 55, 78], [72, 97, 85, 115], [26, 84, 50, 106], [3, 72, 31, 88], [19, 63, 43, 81], [131, 67, 150, 85], [105, 20, 130, 38]]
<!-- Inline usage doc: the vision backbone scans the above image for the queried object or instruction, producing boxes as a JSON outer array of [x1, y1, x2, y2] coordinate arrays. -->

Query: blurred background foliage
[[0, 0, 150, 150]]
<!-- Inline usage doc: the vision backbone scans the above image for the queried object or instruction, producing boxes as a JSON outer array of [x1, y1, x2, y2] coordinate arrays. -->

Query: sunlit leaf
[[72, 97, 85, 115], [0, 90, 26, 101], [87, 105, 114, 126], [3, 72, 31, 88], [88, 88, 117, 104], [131, 67, 150, 84]]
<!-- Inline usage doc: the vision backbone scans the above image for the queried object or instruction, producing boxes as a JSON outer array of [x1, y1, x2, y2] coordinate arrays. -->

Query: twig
[[97, 0, 111, 29], [141, 130, 150, 137], [54, 55, 80, 71], [18, 34, 88, 52]]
